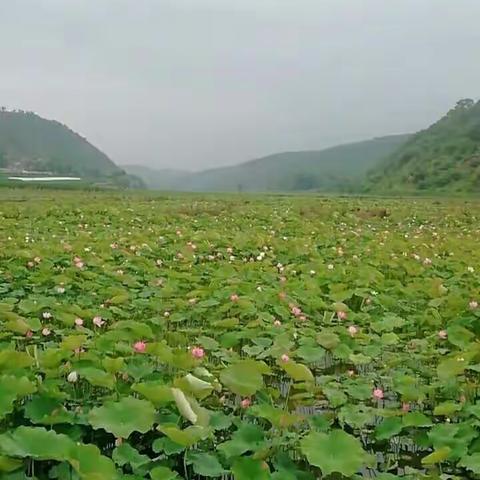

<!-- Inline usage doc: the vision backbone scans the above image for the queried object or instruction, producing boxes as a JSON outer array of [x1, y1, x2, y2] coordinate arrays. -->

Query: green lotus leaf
[[433, 401, 462, 416], [0, 456, 23, 473], [300, 430, 368, 476], [295, 344, 325, 363], [249, 403, 304, 428], [175, 374, 213, 399], [421, 447, 452, 465], [132, 381, 174, 406], [316, 331, 340, 350], [186, 452, 225, 477], [0, 426, 65, 459], [88, 397, 156, 438], [60, 335, 88, 351], [402, 412, 433, 427], [0, 351, 34, 372], [150, 466, 179, 480], [24, 395, 74, 424], [76, 367, 116, 389], [157, 425, 209, 447], [112, 443, 150, 470], [232, 457, 270, 480], [338, 404, 374, 429], [152, 437, 185, 455], [218, 423, 265, 459], [446, 325, 474, 348], [220, 360, 270, 396], [459, 453, 480, 474], [102, 357, 124, 373], [437, 357, 468, 380], [280, 361, 314, 383], [0, 376, 36, 419], [70, 443, 118, 480], [375, 417, 403, 440]]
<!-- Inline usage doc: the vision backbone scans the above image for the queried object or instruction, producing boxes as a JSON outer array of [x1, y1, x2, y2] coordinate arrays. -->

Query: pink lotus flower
[[42, 328, 51, 336], [240, 398, 251, 409], [402, 402, 410, 412], [273, 320, 282, 327], [133, 341, 147, 353], [281, 354, 290, 362], [191, 346, 205, 359], [337, 311, 347, 321], [75, 261, 84, 269], [74, 318, 84, 327], [93, 316, 104, 327], [373, 388, 384, 400], [110, 243, 118, 249], [230, 294, 239, 302], [298, 315, 307, 321], [25, 330, 33, 338], [348, 325, 358, 337], [438, 329, 448, 339], [469, 300, 478, 310], [291, 306, 302, 317]]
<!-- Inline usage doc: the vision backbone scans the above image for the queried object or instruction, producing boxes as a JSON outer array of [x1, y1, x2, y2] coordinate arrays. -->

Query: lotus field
[[2, 189, 480, 480]]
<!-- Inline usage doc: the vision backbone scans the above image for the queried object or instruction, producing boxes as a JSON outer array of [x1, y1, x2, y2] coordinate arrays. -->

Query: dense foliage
[[368, 99, 480, 193], [123, 135, 410, 192], [1, 189, 480, 479], [0, 110, 143, 188]]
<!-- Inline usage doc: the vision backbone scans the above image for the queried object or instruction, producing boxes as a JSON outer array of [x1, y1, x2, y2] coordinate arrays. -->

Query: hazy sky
[[1, 0, 479, 170]]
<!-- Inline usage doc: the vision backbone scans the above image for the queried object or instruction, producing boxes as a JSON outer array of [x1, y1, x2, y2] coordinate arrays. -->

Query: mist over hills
[[2, 99, 479, 194], [124, 135, 410, 193]]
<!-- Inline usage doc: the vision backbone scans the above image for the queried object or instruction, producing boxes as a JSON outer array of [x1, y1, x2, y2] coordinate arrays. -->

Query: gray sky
[[1, 0, 479, 171]]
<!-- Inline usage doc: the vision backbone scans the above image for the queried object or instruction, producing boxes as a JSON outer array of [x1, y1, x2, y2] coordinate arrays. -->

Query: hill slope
[[125, 134, 410, 192], [367, 99, 480, 193], [0, 110, 143, 187]]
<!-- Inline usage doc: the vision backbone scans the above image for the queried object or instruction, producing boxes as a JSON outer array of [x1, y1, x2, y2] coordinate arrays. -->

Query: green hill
[[121, 165, 190, 191], [124, 134, 410, 193], [0, 109, 143, 188], [367, 99, 480, 193]]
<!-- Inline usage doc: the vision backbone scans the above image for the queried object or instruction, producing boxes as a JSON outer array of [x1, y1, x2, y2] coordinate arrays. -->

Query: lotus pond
[[1, 189, 480, 479]]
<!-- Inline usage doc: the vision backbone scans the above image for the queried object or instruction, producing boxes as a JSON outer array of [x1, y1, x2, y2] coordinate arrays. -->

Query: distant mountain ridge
[[124, 134, 410, 192], [0, 109, 143, 188], [367, 99, 480, 193]]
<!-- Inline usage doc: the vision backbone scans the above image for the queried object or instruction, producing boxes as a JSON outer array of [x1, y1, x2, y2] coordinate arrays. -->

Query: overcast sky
[[1, 0, 479, 171]]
